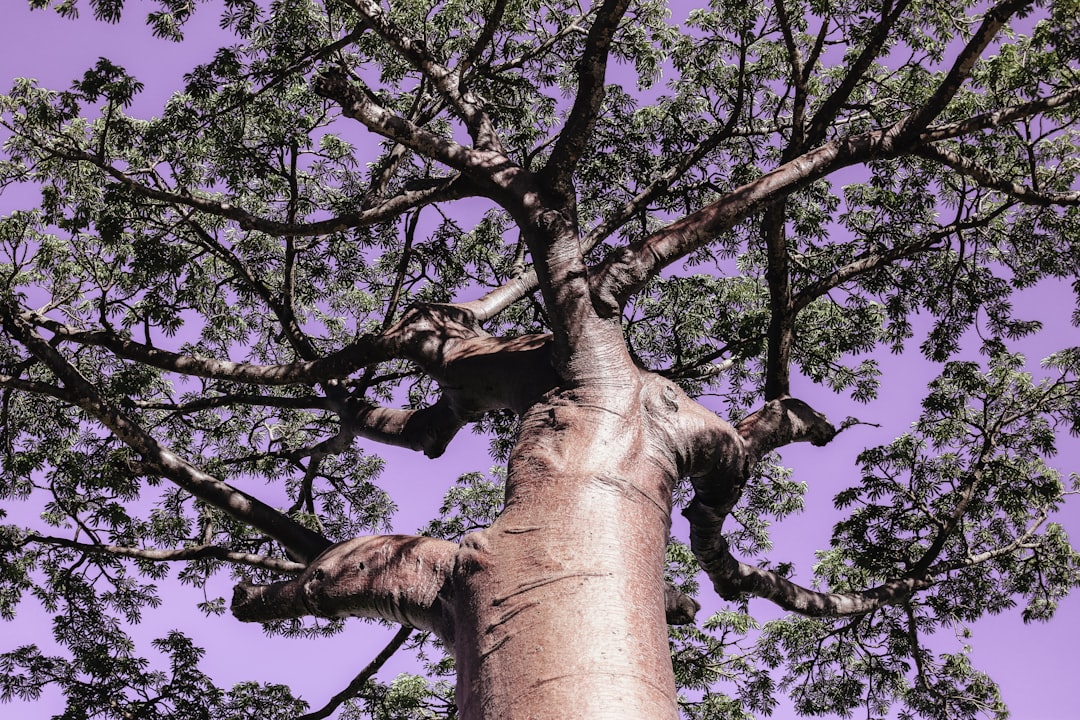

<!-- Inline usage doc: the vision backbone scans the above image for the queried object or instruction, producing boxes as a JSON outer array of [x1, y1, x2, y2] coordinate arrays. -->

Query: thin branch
[[790, 203, 1014, 314], [910, 437, 996, 576], [191, 27, 367, 131], [287, 453, 323, 516], [916, 144, 1080, 206], [363, 89, 449, 206], [24, 534, 306, 574], [927, 507, 1051, 575], [280, 141, 309, 357], [383, 209, 420, 330], [487, 18, 588, 74], [460, 0, 509, 75], [804, 0, 914, 144], [904, 604, 930, 688], [659, 357, 737, 381], [296, 626, 414, 720], [772, 0, 808, 150], [128, 392, 336, 413], [181, 216, 318, 358], [920, 85, 1080, 144], [28, 143, 468, 237]]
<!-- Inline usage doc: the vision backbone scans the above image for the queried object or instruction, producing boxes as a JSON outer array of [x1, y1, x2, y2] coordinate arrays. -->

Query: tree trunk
[[222, 352, 853, 720], [451, 377, 681, 719]]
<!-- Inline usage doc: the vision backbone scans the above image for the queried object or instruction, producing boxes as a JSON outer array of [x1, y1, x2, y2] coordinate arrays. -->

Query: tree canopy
[[1, 0, 1079, 718]]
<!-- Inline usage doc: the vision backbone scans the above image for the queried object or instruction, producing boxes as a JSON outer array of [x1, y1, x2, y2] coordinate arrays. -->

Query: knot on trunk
[[664, 583, 701, 625]]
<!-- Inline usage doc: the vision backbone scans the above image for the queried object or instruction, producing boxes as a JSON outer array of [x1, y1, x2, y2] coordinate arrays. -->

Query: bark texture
[[450, 375, 683, 719]]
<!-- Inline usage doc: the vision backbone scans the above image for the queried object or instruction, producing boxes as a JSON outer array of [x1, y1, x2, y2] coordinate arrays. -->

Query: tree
[[1, 0, 1079, 717]]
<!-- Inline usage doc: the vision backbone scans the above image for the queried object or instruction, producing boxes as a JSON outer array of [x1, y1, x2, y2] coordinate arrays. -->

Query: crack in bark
[[491, 572, 609, 607]]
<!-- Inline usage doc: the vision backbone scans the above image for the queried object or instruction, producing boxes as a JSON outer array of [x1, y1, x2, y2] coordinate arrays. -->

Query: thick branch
[[736, 397, 838, 459], [664, 582, 701, 625], [460, 79, 1073, 356], [685, 490, 1050, 618], [588, 96, 1055, 314], [460, 125, 740, 322], [684, 498, 931, 616], [312, 67, 509, 184], [675, 397, 924, 619], [31, 316, 388, 385], [231, 535, 458, 643], [892, 0, 1032, 142], [24, 302, 485, 387], [342, 0, 504, 151], [22, 299, 550, 467], [588, 132, 876, 313], [539, 0, 631, 199], [683, 397, 836, 514], [588, 2, 1050, 316], [761, 204, 793, 400], [0, 297, 332, 563], [676, 395, 1049, 619], [333, 395, 468, 460], [326, 333, 557, 457]]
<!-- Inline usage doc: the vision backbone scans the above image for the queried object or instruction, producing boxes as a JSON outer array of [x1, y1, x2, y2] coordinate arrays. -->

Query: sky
[[0, 2, 1078, 719]]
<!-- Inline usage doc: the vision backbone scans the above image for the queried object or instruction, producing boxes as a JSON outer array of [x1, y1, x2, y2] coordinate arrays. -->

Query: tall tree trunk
[[452, 378, 680, 719]]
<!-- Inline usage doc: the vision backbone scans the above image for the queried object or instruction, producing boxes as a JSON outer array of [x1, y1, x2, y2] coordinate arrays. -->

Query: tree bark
[[450, 374, 683, 719]]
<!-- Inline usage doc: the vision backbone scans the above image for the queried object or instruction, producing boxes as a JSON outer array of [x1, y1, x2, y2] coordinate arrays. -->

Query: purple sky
[[1, 3, 1077, 719]]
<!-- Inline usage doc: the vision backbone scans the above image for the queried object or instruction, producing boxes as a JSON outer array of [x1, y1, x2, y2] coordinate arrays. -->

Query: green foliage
[[0, 593, 310, 719], [421, 470, 505, 541], [755, 355, 1080, 719], [671, 607, 775, 720], [343, 672, 456, 720]]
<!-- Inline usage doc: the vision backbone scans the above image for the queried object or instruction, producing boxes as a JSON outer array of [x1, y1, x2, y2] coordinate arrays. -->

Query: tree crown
[[1, 0, 1078, 718]]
